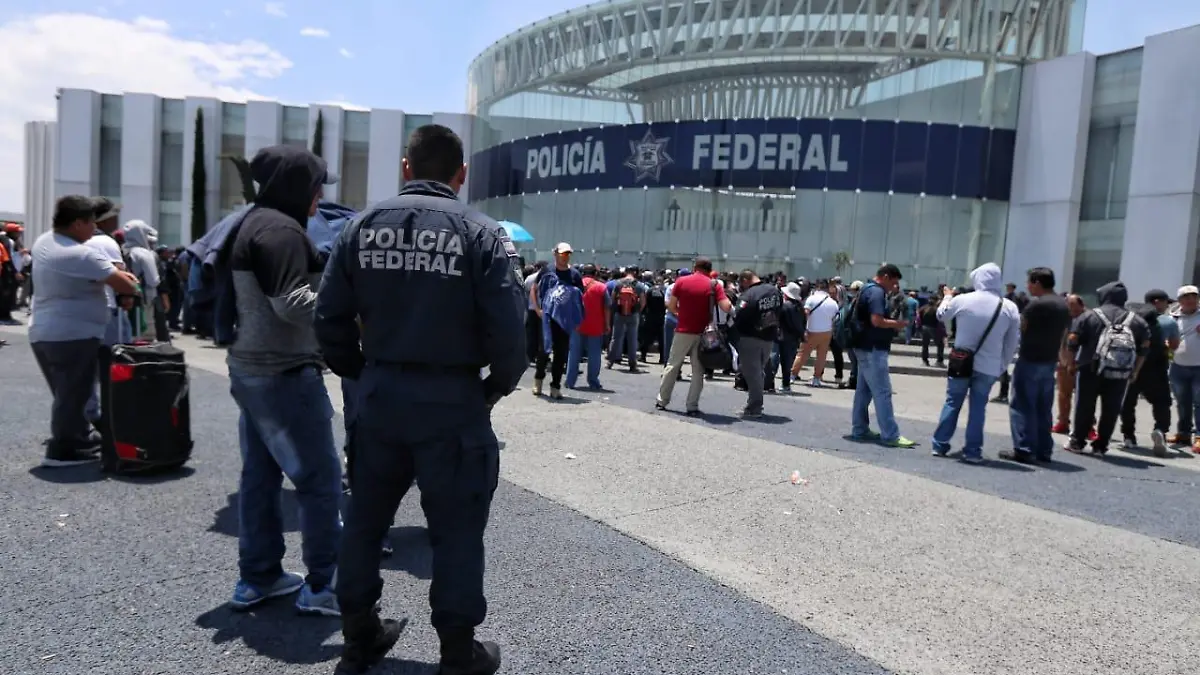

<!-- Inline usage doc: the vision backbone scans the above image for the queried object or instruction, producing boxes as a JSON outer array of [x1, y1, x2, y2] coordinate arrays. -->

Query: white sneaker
[[532, 379, 544, 396], [809, 377, 823, 388], [1123, 437, 1137, 450], [1151, 430, 1168, 458]]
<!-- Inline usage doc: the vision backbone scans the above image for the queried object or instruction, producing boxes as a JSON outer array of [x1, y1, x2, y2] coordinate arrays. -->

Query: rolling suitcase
[[98, 342, 194, 474]]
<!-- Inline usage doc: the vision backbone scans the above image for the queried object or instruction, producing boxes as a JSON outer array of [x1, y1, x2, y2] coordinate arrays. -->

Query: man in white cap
[[529, 242, 584, 398], [1169, 285, 1200, 454]]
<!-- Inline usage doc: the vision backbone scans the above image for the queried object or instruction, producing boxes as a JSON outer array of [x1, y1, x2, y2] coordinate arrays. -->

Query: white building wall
[[366, 109, 405, 204], [1120, 24, 1200, 298], [23, 121, 56, 241], [55, 88, 101, 199], [119, 93, 161, 229], [181, 97, 220, 245], [1002, 52, 1096, 291], [432, 113, 476, 200], [309, 105, 344, 202], [244, 100, 282, 160]]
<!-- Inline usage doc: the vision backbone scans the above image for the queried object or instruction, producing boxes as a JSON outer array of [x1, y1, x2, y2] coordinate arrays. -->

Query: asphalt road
[[0, 330, 893, 675]]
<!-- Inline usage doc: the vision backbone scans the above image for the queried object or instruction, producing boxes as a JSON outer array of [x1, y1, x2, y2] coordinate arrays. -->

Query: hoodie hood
[[122, 220, 157, 250], [969, 262, 1003, 294], [1097, 281, 1129, 308], [249, 145, 337, 224]]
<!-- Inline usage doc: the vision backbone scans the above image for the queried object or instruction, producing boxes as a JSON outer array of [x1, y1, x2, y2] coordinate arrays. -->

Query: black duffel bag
[[98, 342, 194, 474]]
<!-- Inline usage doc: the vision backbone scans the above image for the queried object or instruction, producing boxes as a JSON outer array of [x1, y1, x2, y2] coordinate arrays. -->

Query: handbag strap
[[974, 298, 1005, 351], [709, 279, 719, 324]]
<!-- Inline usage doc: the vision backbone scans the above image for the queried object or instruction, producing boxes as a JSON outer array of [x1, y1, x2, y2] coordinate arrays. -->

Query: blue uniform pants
[[337, 365, 499, 627]]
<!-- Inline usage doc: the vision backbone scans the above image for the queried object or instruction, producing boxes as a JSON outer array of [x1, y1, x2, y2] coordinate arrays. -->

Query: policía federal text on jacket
[[313, 180, 527, 402]]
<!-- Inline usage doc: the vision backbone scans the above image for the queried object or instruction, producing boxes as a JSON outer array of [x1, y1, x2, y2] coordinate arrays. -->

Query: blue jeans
[[932, 372, 998, 459], [608, 313, 640, 366], [229, 366, 342, 590], [566, 332, 603, 389], [851, 348, 900, 441], [663, 314, 678, 362], [1009, 360, 1058, 459], [1169, 363, 1200, 436]]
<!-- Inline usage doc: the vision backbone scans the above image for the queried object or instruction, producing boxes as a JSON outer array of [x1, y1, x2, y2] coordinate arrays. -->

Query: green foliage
[[222, 155, 257, 203], [190, 108, 208, 242], [833, 251, 852, 275], [312, 110, 324, 158]]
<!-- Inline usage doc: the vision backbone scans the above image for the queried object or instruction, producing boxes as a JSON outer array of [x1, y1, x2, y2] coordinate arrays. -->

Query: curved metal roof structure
[[468, 0, 1078, 119]]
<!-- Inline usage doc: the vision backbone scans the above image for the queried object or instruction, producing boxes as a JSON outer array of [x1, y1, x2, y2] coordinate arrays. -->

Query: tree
[[833, 250, 852, 276], [311, 110, 324, 158], [190, 108, 208, 242], [222, 155, 257, 203]]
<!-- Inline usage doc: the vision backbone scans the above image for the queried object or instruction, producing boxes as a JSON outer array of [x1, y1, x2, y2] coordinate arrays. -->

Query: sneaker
[[531, 379, 544, 396], [1051, 422, 1069, 434], [296, 583, 341, 617], [960, 455, 985, 465], [381, 536, 394, 557], [1064, 439, 1085, 454], [1087, 429, 1099, 443], [549, 386, 563, 400], [1192, 439, 1200, 455], [1149, 430, 1169, 456], [741, 410, 763, 419], [440, 640, 502, 675], [883, 436, 917, 448], [40, 445, 101, 468], [809, 377, 823, 388], [1123, 436, 1137, 450], [849, 430, 882, 442], [230, 571, 305, 611], [1168, 433, 1192, 447]]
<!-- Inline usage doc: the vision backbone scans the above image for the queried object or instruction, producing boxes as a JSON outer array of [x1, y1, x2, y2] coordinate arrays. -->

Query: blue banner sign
[[469, 118, 1015, 201]]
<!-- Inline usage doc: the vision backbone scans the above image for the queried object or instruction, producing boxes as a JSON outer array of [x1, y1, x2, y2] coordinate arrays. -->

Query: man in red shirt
[[656, 257, 733, 415], [566, 264, 610, 389]]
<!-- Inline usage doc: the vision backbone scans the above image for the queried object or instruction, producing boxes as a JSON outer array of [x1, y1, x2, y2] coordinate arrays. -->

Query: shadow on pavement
[[195, 600, 342, 665], [26, 464, 196, 485], [1094, 453, 1165, 470], [210, 490, 303, 537], [383, 525, 432, 580]]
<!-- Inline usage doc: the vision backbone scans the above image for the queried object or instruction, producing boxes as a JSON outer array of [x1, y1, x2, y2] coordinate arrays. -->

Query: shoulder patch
[[498, 233, 519, 258]]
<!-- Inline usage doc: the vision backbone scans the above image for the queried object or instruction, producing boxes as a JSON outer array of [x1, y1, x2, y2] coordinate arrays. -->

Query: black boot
[[437, 627, 501, 675], [335, 608, 406, 675]]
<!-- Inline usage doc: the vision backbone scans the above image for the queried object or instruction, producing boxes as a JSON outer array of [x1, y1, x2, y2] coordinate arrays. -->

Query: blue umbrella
[[498, 220, 535, 243]]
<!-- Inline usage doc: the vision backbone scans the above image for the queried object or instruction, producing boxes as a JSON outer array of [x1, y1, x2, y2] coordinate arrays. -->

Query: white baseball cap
[[1178, 285, 1199, 298], [554, 242, 573, 254]]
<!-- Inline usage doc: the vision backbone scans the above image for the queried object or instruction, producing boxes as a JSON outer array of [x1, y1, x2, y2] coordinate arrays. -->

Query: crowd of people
[[16, 120, 1200, 675], [521, 251, 1200, 464]]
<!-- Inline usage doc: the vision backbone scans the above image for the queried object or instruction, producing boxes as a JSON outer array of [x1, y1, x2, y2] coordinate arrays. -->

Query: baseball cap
[[554, 242, 573, 254], [1178, 285, 1199, 298], [1145, 288, 1173, 303], [677, 267, 690, 276], [91, 197, 121, 223]]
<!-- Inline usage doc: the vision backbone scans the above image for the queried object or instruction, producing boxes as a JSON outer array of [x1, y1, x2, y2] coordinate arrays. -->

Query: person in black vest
[[639, 271, 666, 363]]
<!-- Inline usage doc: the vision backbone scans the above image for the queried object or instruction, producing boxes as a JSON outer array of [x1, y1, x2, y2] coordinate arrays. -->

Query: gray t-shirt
[[29, 231, 116, 343]]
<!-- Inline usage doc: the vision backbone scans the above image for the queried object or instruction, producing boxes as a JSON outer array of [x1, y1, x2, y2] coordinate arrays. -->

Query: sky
[[2, 0, 1199, 213]]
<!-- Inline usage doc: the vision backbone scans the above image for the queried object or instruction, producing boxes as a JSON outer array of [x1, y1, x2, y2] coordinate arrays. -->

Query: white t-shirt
[[804, 291, 839, 333], [29, 231, 116, 342], [1173, 311, 1200, 367], [84, 232, 124, 309]]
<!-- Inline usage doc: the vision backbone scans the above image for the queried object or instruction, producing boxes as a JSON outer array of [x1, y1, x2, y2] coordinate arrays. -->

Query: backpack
[[613, 278, 640, 316], [835, 288, 869, 348], [646, 284, 666, 313], [1094, 308, 1138, 379]]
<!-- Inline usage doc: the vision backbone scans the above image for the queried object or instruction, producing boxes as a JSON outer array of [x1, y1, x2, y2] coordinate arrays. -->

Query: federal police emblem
[[624, 129, 673, 182]]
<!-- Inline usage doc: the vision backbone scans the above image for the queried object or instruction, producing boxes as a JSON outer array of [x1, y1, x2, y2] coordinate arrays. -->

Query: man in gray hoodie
[[121, 220, 168, 341], [1066, 281, 1151, 454], [931, 262, 1021, 463]]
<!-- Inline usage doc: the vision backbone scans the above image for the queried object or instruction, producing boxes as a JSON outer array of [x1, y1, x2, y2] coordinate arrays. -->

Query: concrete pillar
[[1119, 25, 1200, 297], [244, 100, 283, 160], [1001, 51, 1096, 291], [54, 88, 101, 199], [119, 93, 161, 228], [366, 109, 405, 204]]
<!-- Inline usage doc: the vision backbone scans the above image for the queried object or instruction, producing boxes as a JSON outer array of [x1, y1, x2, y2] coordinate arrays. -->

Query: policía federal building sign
[[469, 118, 1015, 202]]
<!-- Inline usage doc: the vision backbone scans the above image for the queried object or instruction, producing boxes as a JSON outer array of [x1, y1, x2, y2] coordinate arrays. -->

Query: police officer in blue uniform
[[314, 124, 526, 675]]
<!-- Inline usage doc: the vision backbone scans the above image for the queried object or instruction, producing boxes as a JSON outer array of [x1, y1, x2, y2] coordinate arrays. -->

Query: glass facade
[[219, 102, 247, 217], [281, 106, 308, 147], [98, 94, 123, 201], [469, 59, 1021, 287], [158, 98, 185, 246], [1073, 48, 1143, 301], [341, 111, 370, 209]]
